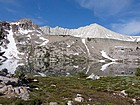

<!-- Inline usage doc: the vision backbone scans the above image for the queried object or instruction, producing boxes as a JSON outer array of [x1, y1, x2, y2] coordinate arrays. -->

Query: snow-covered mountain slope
[[137, 38, 140, 42], [41, 23, 137, 41], [133, 36, 140, 42], [0, 19, 49, 73]]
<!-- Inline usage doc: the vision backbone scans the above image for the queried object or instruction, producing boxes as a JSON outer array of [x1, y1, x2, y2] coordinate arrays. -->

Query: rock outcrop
[[0, 70, 29, 100]]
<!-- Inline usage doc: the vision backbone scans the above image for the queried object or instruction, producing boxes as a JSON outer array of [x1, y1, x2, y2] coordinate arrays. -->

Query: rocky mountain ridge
[[41, 23, 140, 41], [0, 18, 140, 76]]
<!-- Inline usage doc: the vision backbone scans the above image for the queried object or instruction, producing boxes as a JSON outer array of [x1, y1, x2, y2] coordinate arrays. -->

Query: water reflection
[[87, 62, 139, 76], [0, 58, 140, 76]]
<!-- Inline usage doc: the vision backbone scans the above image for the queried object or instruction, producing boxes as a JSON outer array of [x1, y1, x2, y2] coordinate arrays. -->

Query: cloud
[[75, 0, 132, 17], [0, 0, 20, 6], [5, 8, 17, 14], [111, 20, 140, 35]]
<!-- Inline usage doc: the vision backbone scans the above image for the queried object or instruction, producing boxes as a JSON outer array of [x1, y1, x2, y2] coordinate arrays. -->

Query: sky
[[0, 0, 140, 36]]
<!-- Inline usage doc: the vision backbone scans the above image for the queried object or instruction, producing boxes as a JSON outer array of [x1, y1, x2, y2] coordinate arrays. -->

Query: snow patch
[[66, 73, 70, 76], [2, 29, 20, 59], [19, 28, 32, 35], [39, 37, 49, 46], [0, 56, 7, 63], [114, 46, 125, 48], [73, 53, 79, 55], [86, 73, 100, 80], [40, 40, 49, 46], [0, 60, 18, 74], [0, 28, 25, 74], [86, 65, 90, 74], [27, 35, 31, 39], [99, 60, 106, 63], [121, 90, 127, 96], [10, 22, 20, 25], [38, 72, 46, 77], [136, 38, 140, 42], [82, 38, 90, 56], [67, 41, 75, 47], [35, 41, 40, 44], [82, 67, 86, 71], [67, 45, 71, 47], [100, 62, 117, 71], [40, 37, 47, 41], [18, 63, 25, 66], [100, 50, 117, 61], [73, 65, 79, 68]]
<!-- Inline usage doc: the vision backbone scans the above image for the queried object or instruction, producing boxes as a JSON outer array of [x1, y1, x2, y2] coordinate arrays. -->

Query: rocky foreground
[[1, 73, 140, 105], [0, 69, 30, 101]]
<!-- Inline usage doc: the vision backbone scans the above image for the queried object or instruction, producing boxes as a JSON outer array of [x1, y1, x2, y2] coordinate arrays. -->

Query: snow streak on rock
[[100, 62, 117, 71], [19, 28, 33, 35], [82, 38, 90, 56], [86, 73, 100, 80], [0, 59, 18, 74], [0, 27, 24, 74], [2, 28, 20, 59], [136, 38, 140, 42], [100, 50, 117, 61], [39, 37, 49, 46]]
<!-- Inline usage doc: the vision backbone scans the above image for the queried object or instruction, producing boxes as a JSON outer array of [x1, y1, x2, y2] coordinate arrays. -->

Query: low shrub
[[135, 68, 140, 76]]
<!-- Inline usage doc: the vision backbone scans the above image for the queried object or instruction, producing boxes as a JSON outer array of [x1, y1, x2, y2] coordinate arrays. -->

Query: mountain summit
[[41, 23, 136, 41]]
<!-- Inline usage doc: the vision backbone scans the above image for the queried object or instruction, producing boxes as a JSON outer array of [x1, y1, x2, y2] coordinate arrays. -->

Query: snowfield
[[2, 29, 20, 59]]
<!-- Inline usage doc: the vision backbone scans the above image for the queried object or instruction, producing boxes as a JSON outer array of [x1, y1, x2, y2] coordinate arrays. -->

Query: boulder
[[49, 102, 58, 105]]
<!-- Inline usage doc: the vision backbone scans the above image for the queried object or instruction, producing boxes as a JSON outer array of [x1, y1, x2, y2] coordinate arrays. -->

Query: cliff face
[[0, 19, 140, 76]]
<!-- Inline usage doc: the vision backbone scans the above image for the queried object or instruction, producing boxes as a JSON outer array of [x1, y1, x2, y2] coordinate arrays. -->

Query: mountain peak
[[16, 18, 32, 23], [89, 23, 100, 26], [41, 23, 135, 41], [11, 18, 39, 30], [78, 23, 102, 29], [88, 23, 105, 28]]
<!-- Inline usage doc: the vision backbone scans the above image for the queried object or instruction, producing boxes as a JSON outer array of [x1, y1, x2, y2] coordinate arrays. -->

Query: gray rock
[[0, 85, 8, 93], [14, 87, 20, 94], [74, 97, 84, 102], [67, 100, 73, 105], [0, 76, 18, 84], [49, 102, 58, 105]]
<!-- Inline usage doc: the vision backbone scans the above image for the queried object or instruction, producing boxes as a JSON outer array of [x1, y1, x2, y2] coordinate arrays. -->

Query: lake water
[[0, 57, 140, 76]]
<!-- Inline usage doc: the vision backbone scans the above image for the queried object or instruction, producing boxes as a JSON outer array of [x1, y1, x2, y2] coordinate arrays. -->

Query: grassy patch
[[1, 76, 140, 104]]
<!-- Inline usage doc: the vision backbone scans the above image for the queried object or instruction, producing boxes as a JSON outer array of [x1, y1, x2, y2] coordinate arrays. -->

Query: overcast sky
[[0, 0, 140, 36]]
